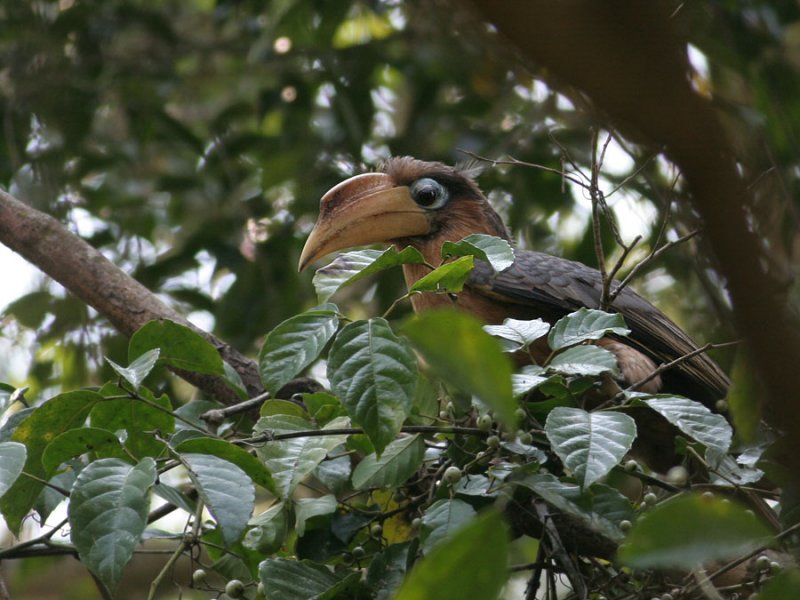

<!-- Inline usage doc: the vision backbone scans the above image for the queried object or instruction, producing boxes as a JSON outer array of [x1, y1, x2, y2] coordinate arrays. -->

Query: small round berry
[[518, 432, 533, 445], [370, 523, 383, 538], [624, 459, 639, 472], [665, 465, 689, 487], [661, 593, 674, 600], [411, 517, 422, 530], [438, 410, 449, 420], [715, 399, 729, 413], [701, 491, 714, 501], [755, 555, 771, 571], [515, 407, 527, 420], [443, 466, 462, 484], [643, 492, 658, 506], [486, 435, 500, 449], [352, 545, 366, 559], [192, 569, 207, 586], [619, 519, 632, 532], [477, 414, 493, 430], [225, 579, 245, 598], [770, 561, 782, 574]]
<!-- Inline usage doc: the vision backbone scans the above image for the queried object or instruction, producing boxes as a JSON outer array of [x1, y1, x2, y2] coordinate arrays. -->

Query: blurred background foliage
[[1, 0, 799, 403]]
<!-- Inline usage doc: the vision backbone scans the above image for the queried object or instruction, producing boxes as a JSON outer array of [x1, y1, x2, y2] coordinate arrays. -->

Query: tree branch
[[0, 188, 262, 405]]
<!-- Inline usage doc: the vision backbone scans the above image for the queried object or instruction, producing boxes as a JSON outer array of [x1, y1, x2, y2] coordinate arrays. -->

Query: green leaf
[[409, 256, 474, 293], [259, 558, 359, 600], [633, 395, 732, 454], [402, 310, 517, 429], [516, 473, 633, 542], [91, 384, 175, 459], [172, 399, 222, 431], [352, 435, 425, 489], [618, 494, 773, 569], [484, 317, 550, 352], [42, 427, 124, 477], [244, 502, 288, 554], [260, 399, 308, 418], [705, 448, 763, 486], [0, 391, 103, 534], [0, 407, 33, 443], [0, 442, 26, 498], [313, 247, 424, 303], [128, 319, 224, 375], [366, 542, 413, 600], [545, 407, 636, 488], [548, 308, 630, 351], [303, 392, 347, 424], [68, 457, 157, 591], [441, 233, 515, 272], [182, 453, 255, 546], [176, 437, 276, 494], [395, 510, 508, 600], [548, 344, 619, 377], [420, 498, 476, 554], [315, 455, 352, 494], [105, 349, 160, 391], [0, 383, 14, 415], [254, 415, 350, 498], [153, 482, 197, 515], [328, 319, 417, 454], [258, 306, 339, 396], [759, 569, 800, 600], [453, 474, 495, 497], [295, 494, 337, 536], [222, 360, 248, 400], [511, 365, 551, 397]]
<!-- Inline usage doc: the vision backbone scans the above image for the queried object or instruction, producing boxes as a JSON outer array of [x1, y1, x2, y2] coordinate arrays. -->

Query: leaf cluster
[[0, 237, 791, 599]]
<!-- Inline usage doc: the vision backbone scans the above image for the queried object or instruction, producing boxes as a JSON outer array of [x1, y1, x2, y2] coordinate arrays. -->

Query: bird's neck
[[394, 212, 508, 313]]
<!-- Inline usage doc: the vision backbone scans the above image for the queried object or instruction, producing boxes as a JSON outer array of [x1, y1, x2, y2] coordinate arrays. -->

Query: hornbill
[[298, 157, 777, 543], [300, 156, 728, 405]]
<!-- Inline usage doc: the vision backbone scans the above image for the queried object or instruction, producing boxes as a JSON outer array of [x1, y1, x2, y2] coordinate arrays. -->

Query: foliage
[[1, 0, 798, 598], [0, 244, 789, 598]]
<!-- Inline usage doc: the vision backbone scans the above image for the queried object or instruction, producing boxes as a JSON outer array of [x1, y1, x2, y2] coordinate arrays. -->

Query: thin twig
[[0, 517, 70, 559], [605, 153, 658, 199], [525, 531, 548, 600], [200, 391, 270, 424], [683, 521, 800, 596], [597, 340, 740, 409], [548, 131, 592, 183], [608, 228, 700, 304], [459, 150, 589, 190], [589, 130, 612, 310], [147, 540, 189, 600], [534, 500, 588, 600], [241, 424, 492, 445], [606, 235, 642, 286]]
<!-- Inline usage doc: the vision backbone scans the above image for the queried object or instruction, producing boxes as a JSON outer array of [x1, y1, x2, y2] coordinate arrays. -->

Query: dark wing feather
[[468, 249, 729, 403]]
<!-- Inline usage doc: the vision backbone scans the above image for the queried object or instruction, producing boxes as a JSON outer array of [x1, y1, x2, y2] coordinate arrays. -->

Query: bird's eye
[[410, 178, 449, 209]]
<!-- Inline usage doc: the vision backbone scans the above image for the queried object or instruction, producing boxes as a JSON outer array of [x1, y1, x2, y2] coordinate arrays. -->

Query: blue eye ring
[[410, 178, 449, 209]]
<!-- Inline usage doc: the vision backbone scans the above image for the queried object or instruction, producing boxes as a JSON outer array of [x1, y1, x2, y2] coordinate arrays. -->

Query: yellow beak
[[298, 172, 432, 271]]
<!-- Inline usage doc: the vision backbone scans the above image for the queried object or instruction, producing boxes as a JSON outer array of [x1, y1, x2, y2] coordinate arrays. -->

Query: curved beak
[[298, 172, 432, 271]]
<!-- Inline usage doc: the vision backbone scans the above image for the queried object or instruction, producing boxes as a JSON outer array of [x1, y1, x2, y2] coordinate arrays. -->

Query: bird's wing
[[468, 249, 730, 402]]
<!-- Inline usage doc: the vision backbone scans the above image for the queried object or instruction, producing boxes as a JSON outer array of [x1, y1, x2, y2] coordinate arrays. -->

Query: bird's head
[[298, 156, 509, 270]]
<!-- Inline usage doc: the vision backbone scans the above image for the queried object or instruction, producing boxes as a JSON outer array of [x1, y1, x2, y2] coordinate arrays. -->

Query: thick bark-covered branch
[[0, 188, 262, 404], [469, 0, 800, 471]]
